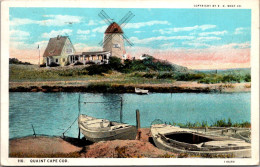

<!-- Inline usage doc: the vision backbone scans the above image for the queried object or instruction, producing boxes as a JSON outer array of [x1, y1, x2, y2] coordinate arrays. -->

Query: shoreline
[[9, 128, 178, 158], [9, 127, 250, 158], [9, 82, 251, 93]]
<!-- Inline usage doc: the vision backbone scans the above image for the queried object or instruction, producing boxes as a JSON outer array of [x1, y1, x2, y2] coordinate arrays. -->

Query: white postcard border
[[1, 0, 259, 166]]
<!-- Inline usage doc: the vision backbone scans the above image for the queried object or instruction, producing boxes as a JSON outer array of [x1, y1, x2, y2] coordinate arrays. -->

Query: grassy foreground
[[167, 118, 251, 128]]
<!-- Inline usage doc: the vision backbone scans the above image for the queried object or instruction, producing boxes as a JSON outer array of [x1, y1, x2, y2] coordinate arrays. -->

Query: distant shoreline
[[9, 81, 251, 93]]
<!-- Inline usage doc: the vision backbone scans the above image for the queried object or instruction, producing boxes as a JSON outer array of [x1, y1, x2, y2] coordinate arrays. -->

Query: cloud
[[73, 43, 101, 52], [134, 31, 145, 34], [154, 24, 217, 34], [40, 15, 82, 26], [76, 35, 88, 40], [182, 41, 210, 48], [10, 18, 36, 26], [127, 42, 250, 69], [196, 36, 221, 41], [234, 27, 249, 35], [160, 42, 175, 49], [10, 30, 30, 41], [125, 21, 170, 29], [198, 31, 228, 36], [92, 25, 107, 33], [41, 29, 73, 38], [88, 20, 98, 26], [10, 15, 82, 27], [210, 42, 251, 49], [130, 36, 195, 44], [77, 29, 90, 34], [10, 40, 48, 50]]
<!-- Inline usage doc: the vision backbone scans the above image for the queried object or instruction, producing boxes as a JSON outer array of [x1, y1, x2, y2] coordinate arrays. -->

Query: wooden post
[[78, 128, 81, 140], [120, 97, 123, 123], [136, 109, 141, 140], [31, 124, 36, 137]]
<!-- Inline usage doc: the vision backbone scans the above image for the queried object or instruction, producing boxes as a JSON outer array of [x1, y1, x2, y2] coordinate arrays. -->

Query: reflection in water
[[9, 92, 250, 139], [102, 93, 123, 122]]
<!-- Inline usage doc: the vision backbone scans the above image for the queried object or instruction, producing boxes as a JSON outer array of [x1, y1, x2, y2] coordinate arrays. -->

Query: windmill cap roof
[[105, 22, 123, 34]]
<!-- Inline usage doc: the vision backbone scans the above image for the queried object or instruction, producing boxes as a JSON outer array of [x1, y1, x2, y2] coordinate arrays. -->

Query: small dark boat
[[151, 124, 251, 158], [78, 114, 137, 142]]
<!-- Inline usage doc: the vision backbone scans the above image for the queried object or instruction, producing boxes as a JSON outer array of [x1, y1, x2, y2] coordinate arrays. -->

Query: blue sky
[[9, 8, 251, 69]]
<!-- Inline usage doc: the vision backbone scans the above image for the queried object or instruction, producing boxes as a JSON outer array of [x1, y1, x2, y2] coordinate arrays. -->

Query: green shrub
[[157, 73, 174, 79], [74, 61, 83, 66], [166, 118, 250, 128], [109, 56, 123, 70], [244, 74, 251, 82], [85, 64, 111, 75], [49, 62, 59, 67], [142, 72, 157, 78], [40, 63, 46, 67], [9, 58, 32, 65]]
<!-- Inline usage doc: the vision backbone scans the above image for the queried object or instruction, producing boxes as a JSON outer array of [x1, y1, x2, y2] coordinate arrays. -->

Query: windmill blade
[[100, 10, 113, 22], [118, 11, 132, 25], [98, 10, 113, 25], [118, 11, 135, 28], [122, 34, 134, 46], [99, 33, 116, 46]]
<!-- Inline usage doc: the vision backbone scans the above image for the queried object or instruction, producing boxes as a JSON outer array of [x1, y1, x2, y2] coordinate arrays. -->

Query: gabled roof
[[105, 22, 123, 34], [43, 36, 70, 57]]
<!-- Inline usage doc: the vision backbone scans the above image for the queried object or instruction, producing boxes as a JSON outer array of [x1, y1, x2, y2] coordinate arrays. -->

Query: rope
[[62, 116, 78, 137]]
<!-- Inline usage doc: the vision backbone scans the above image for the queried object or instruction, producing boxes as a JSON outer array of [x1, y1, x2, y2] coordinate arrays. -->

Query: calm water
[[9, 92, 250, 139]]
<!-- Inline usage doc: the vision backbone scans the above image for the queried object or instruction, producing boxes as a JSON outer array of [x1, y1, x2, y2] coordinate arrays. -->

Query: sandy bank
[[9, 129, 177, 158], [9, 81, 251, 93]]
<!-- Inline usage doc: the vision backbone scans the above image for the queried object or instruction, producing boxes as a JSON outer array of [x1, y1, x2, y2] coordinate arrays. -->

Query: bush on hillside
[[49, 62, 60, 67], [74, 61, 83, 66], [108, 56, 123, 70], [85, 64, 111, 75], [40, 63, 46, 67], [157, 73, 174, 79], [9, 58, 32, 65], [142, 72, 157, 78], [244, 74, 251, 82]]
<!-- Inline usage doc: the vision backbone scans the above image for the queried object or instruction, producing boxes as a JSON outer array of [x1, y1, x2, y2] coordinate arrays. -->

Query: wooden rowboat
[[135, 88, 149, 95], [151, 124, 251, 158], [78, 114, 137, 142]]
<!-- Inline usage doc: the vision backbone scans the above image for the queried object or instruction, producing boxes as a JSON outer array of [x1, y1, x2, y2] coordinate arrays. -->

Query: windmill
[[98, 10, 134, 59]]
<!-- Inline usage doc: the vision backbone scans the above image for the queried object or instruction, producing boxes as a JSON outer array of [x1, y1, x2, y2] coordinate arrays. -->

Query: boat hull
[[135, 88, 149, 94], [78, 115, 137, 142], [151, 124, 251, 158], [80, 125, 137, 142]]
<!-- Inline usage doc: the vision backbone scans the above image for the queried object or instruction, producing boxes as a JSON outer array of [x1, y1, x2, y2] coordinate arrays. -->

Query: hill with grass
[[9, 56, 250, 84]]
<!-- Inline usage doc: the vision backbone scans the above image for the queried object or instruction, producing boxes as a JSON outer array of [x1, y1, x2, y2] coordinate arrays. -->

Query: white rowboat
[[135, 88, 149, 94], [78, 114, 137, 142]]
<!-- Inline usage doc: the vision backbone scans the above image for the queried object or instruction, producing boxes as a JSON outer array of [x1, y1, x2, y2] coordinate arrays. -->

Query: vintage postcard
[[1, 0, 259, 166]]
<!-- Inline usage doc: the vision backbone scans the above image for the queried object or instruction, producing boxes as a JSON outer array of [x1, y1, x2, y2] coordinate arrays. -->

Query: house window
[[56, 59, 59, 63], [66, 48, 72, 54], [62, 58, 66, 62], [113, 44, 120, 48]]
